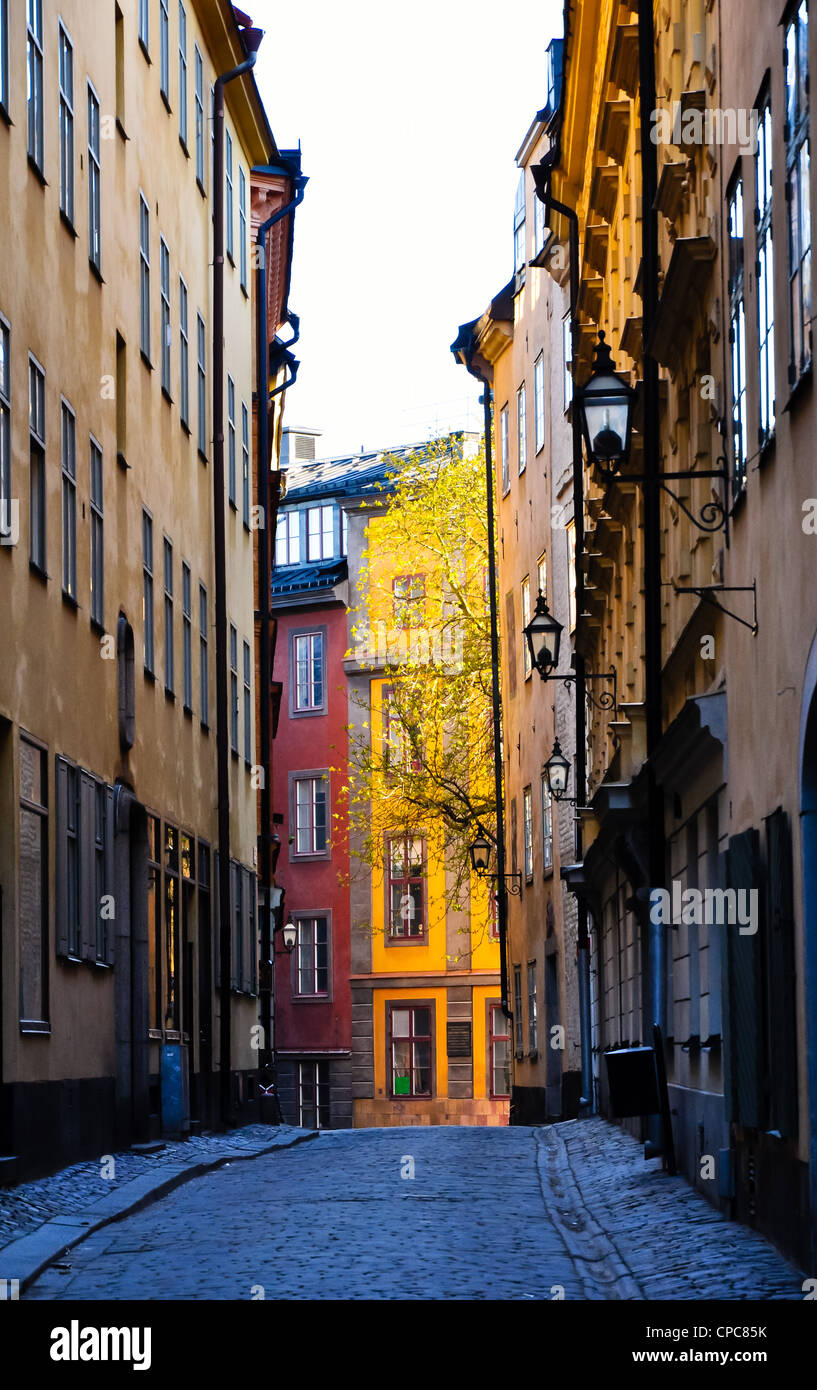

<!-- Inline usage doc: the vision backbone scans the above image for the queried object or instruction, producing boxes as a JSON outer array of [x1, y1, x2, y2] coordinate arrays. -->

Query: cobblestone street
[[16, 1119, 805, 1301]]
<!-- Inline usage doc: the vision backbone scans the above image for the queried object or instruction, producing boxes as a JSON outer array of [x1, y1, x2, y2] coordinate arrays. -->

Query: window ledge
[[240, 283, 248, 300], [179, 135, 189, 158], [116, 117, 128, 142], [61, 590, 78, 614], [200, 720, 209, 734], [161, 385, 173, 405], [183, 704, 193, 719], [784, 360, 813, 414], [161, 90, 171, 115], [89, 258, 104, 284], [757, 430, 776, 468], [229, 498, 237, 512], [180, 419, 191, 436], [528, 1048, 539, 1062], [198, 447, 208, 464], [141, 350, 153, 371], [144, 666, 156, 682], [138, 37, 151, 64], [386, 935, 426, 946], [0, 103, 11, 129], [227, 250, 235, 268], [27, 154, 47, 186], [730, 482, 747, 519], [117, 451, 129, 472], [90, 616, 106, 636], [19, 1022, 51, 1035], [196, 176, 206, 198], [165, 687, 176, 702], [60, 209, 78, 239], [29, 559, 49, 584]]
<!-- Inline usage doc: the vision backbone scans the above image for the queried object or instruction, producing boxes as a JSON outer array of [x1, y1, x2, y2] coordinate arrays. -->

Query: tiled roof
[[270, 557, 348, 597]]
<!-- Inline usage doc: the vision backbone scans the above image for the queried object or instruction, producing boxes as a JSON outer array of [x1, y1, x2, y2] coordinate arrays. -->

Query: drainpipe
[[255, 176, 307, 1102], [542, 184, 594, 1116], [213, 30, 263, 1130]]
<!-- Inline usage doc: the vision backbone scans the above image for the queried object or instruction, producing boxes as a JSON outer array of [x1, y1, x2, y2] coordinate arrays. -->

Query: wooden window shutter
[[230, 861, 239, 990], [765, 808, 798, 1137], [724, 827, 764, 1128], [80, 771, 97, 962], [55, 756, 70, 957], [240, 866, 251, 994], [105, 784, 116, 966], [249, 873, 257, 995], [213, 850, 220, 987]]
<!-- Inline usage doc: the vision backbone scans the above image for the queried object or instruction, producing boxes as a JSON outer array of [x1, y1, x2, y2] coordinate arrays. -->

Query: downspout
[[213, 36, 262, 1129], [542, 182, 594, 1115], [255, 178, 307, 1105]]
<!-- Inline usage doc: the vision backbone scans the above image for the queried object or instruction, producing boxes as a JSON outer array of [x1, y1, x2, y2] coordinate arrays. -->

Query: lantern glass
[[282, 918, 297, 952], [469, 833, 492, 874], [523, 594, 563, 679], [545, 740, 571, 800], [578, 333, 634, 472]]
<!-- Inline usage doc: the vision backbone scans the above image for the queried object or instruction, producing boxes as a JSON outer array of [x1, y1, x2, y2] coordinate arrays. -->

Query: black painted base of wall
[[510, 1071, 583, 1126], [276, 1056, 353, 1130], [733, 1129, 811, 1271]]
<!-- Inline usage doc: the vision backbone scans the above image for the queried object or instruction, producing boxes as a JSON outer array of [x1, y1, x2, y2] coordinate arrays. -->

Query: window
[[566, 519, 577, 632], [293, 630, 324, 713], [27, 0, 43, 171], [61, 402, 77, 599], [179, 277, 189, 426], [115, 3, 125, 129], [196, 313, 206, 454], [513, 965, 523, 1053], [295, 916, 329, 996], [64, 762, 81, 957], [159, 0, 169, 102], [533, 188, 546, 257], [227, 375, 236, 504], [293, 773, 329, 856], [307, 503, 334, 560], [489, 1003, 511, 1098], [139, 194, 150, 360], [142, 510, 154, 672], [239, 166, 247, 289], [242, 402, 250, 527], [89, 437, 103, 627], [178, 2, 187, 145], [523, 785, 533, 879], [0, 317, 10, 541], [756, 93, 775, 443], [243, 639, 251, 762], [163, 538, 174, 694], [29, 357, 45, 570], [55, 758, 114, 969], [138, 0, 149, 51], [727, 176, 748, 495], [521, 577, 531, 677], [160, 238, 171, 394], [393, 573, 425, 627], [0, 0, 8, 115], [383, 687, 422, 775], [527, 961, 538, 1053], [541, 776, 553, 872], [58, 25, 74, 222], [510, 797, 518, 877], [116, 331, 126, 463], [147, 816, 161, 1030], [19, 734, 48, 1028], [500, 403, 510, 492], [182, 561, 192, 711], [517, 382, 527, 474], [534, 353, 545, 452], [87, 84, 101, 270], [194, 45, 204, 188], [163, 823, 180, 1029], [785, 2, 811, 384], [513, 172, 526, 274], [389, 1004, 432, 1097], [276, 510, 300, 566], [341, 508, 348, 555], [225, 129, 234, 260], [299, 1060, 330, 1128], [537, 552, 547, 602], [93, 782, 109, 961], [563, 316, 573, 410], [388, 836, 424, 937], [229, 624, 238, 753], [199, 583, 208, 726]]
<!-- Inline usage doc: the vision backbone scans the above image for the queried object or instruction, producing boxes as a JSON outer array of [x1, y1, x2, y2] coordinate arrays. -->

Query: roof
[[270, 557, 348, 598], [279, 437, 457, 505]]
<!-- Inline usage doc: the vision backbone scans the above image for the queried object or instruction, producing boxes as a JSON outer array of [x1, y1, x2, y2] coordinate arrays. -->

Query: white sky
[[254, 0, 564, 460]]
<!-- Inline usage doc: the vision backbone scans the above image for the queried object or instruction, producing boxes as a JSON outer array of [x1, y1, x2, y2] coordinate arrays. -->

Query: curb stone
[[535, 1123, 643, 1300], [2, 1128, 319, 1293]]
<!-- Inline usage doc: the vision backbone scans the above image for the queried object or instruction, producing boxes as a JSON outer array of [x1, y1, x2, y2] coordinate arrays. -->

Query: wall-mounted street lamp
[[576, 333, 729, 534], [523, 593, 617, 714], [276, 916, 297, 953], [469, 828, 522, 897], [544, 738, 579, 805]]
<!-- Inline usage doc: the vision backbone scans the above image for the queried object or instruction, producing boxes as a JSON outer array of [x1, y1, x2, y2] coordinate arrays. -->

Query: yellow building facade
[[0, 0, 276, 1176]]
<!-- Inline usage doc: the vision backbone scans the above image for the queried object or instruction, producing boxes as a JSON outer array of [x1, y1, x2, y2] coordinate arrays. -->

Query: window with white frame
[[194, 44, 204, 188], [293, 631, 325, 712], [0, 317, 9, 541], [163, 538, 174, 694], [87, 84, 101, 271], [61, 401, 77, 600], [500, 403, 510, 492], [727, 175, 748, 495], [242, 402, 250, 527], [563, 315, 573, 410], [29, 357, 45, 570], [239, 166, 247, 289], [521, 577, 531, 677], [138, 0, 149, 51], [513, 965, 523, 1053], [229, 624, 238, 753], [196, 312, 206, 454], [27, 0, 44, 171], [160, 238, 171, 394], [225, 128, 234, 260], [179, 277, 189, 427], [299, 1060, 330, 1128], [513, 172, 526, 274], [0, 0, 9, 115], [489, 1003, 511, 1097], [139, 194, 150, 360], [159, 0, 169, 102], [199, 582, 208, 726], [566, 519, 577, 632], [142, 510, 154, 673], [89, 437, 103, 628], [19, 735, 49, 1027], [307, 503, 334, 560], [178, 2, 187, 145], [182, 561, 192, 711], [227, 375, 236, 505], [785, 1, 811, 384], [295, 916, 329, 996], [243, 638, 251, 763], [756, 91, 775, 443], [534, 353, 545, 451], [58, 24, 74, 222], [527, 961, 538, 1053], [541, 775, 553, 871], [523, 785, 533, 879], [537, 552, 547, 602], [276, 510, 300, 566], [293, 774, 329, 856], [517, 382, 527, 473], [533, 188, 546, 258]]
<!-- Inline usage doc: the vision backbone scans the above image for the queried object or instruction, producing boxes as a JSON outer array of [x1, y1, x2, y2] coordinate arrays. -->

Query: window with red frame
[[489, 1003, 511, 1097], [393, 574, 425, 627], [389, 1004, 432, 1096], [387, 836, 425, 937]]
